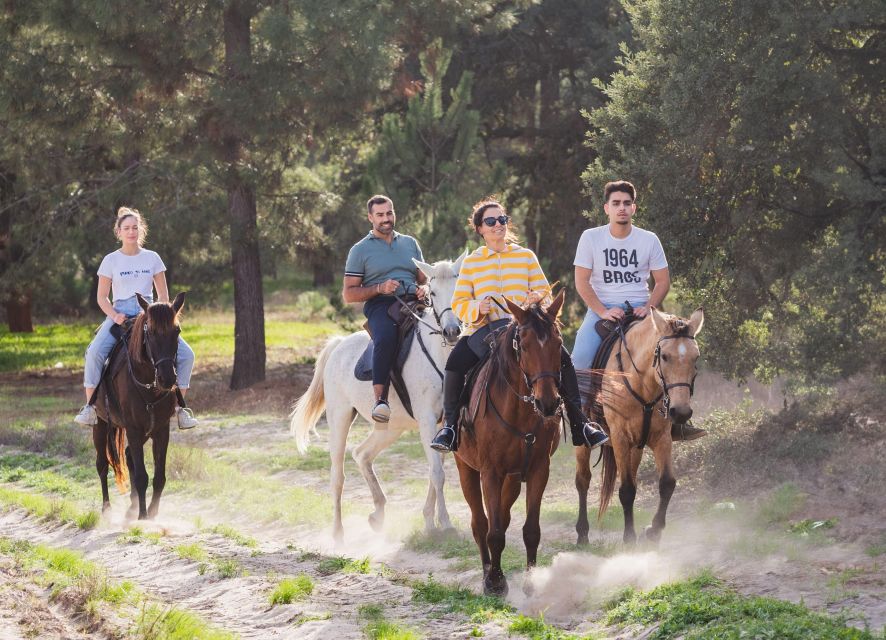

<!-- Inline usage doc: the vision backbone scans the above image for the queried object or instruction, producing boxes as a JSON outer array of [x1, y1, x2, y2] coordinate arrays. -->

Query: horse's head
[[505, 290, 565, 418], [131, 292, 186, 391], [649, 307, 704, 424], [413, 251, 466, 346]]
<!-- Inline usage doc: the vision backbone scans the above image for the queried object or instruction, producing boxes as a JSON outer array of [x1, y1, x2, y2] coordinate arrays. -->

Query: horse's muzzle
[[442, 325, 460, 345], [669, 405, 693, 423]]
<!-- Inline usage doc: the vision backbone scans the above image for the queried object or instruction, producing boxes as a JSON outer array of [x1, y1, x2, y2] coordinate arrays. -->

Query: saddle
[[575, 311, 642, 430], [354, 296, 423, 419], [457, 319, 511, 435]]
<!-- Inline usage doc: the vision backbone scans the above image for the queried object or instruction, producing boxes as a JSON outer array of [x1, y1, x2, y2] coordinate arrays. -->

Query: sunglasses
[[482, 215, 510, 227]]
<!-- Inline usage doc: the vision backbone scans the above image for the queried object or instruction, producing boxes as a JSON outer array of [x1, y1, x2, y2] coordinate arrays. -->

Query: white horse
[[290, 254, 465, 543]]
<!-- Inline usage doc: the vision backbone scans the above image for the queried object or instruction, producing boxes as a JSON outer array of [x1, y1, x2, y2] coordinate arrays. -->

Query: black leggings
[[445, 335, 581, 401]]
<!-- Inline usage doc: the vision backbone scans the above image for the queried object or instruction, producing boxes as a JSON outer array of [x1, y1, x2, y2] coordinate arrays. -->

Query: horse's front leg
[[645, 437, 676, 545], [126, 439, 150, 520], [147, 427, 170, 519], [522, 460, 551, 596], [480, 471, 508, 597], [93, 421, 111, 513], [574, 445, 592, 545], [617, 445, 643, 545], [455, 457, 490, 575], [124, 445, 139, 520], [352, 427, 402, 533], [418, 415, 453, 532]]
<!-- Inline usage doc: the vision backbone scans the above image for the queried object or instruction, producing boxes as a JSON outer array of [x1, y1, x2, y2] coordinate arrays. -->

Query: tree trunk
[[224, 2, 266, 390], [312, 260, 333, 287], [6, 290, 33, 333], [228, 181, 266, 389]]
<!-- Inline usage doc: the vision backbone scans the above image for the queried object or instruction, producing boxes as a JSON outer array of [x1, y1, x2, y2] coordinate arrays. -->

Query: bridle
[[652, 334, 698, 417], [615, 321, 698, 449], [122, 318, 178, 436], [130, 320, 179, 392]]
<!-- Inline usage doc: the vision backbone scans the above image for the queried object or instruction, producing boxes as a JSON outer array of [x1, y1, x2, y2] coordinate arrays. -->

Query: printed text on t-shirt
[[602, 248, 642, 284]]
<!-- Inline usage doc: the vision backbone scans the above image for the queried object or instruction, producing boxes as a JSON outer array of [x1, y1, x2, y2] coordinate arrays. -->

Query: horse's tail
[[290, 335, 344, 453], [105, 424, 130, 495], [598, 444, 617, 519]]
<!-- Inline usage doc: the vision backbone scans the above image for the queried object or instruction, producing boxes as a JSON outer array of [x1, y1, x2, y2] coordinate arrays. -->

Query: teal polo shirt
[[344, 231, 424, 296]]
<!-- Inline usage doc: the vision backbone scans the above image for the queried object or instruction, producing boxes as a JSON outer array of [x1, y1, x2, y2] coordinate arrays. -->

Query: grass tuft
[[411, 575, 511, 622], [269, 575, 314, 605], [317, 554, 371, 575]]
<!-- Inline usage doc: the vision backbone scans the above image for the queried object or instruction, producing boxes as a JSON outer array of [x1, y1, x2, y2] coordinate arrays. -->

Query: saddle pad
[[354, 330, 416, 381]]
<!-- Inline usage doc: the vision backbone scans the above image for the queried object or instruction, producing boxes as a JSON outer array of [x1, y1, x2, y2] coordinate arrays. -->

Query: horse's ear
[[453, 249, 469, 275], [688, 306, 704, 336], [650, 307, 668, 335], [136, 293, 150, 313], [413, 258, 434, 279], [172, 292, 186, 314], [504, 296, 525, 323], [545, 289, 566, 319]]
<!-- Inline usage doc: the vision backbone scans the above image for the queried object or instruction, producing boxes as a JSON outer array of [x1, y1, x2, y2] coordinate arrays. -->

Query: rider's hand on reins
[[479, 297, 493, 315], [377, 279, 399, 295], [602, 307, 625, 322]]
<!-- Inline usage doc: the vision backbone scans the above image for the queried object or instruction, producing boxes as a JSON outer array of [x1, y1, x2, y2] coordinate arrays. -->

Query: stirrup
[[582, 422, 609, 449], [430, 426, 457, 452]]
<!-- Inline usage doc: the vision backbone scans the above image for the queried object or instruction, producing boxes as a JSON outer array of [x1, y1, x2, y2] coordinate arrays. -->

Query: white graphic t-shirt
[[573, 225, 668, 305], [97, 249, 166, 302]]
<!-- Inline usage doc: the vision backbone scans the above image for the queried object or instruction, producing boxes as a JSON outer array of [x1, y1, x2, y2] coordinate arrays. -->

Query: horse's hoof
[[623, 532, 637, 546], [522, 577, 535, 597], [333, 529, 344, 547], [368, 510, 385, 532], [101, 502, 111, 514], [643, 525, 661, 545], [576, 535, 589, 547], [483, 569, 508, 598]]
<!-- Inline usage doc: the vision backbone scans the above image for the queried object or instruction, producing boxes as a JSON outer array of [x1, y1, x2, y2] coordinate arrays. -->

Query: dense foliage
[[1, 0, 882, 385]]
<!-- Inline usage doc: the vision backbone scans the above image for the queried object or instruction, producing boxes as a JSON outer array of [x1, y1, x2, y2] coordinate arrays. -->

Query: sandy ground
[[0, 366, 883, 638]]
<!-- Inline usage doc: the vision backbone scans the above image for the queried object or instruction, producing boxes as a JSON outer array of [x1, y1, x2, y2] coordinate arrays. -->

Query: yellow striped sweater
[[452, 243, 552, 335]]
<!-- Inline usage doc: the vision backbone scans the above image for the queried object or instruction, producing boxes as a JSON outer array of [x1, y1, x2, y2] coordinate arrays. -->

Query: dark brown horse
[[93, 292, 185, 520], [454, 290, 566, 597], [575, 307, 704, 546]]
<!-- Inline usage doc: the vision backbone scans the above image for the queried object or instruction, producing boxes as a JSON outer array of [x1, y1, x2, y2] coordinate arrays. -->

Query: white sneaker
[[74, 404, 97, 426], [173, 407, 199, 430], [371, 400, 391, 423]]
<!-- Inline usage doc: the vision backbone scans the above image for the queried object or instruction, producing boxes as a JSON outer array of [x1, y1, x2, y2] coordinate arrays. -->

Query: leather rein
[[485, 299, 563, 481], [615, 321, 697, 449], [122, 320, 178, 436]]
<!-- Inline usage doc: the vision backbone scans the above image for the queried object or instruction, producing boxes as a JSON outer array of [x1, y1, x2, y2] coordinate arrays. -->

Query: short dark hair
[[604, 181, 636, 202], [366, 194, 393, 213]]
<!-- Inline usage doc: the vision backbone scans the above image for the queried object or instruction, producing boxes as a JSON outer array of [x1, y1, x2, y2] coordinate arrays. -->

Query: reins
[[614, 319, 697, 450], [485, 300, 563, 481], [123, 319, 177, 437]]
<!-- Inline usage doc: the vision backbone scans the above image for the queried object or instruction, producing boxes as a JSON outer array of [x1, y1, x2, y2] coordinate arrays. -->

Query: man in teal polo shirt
[[343, 195, 427, 423]]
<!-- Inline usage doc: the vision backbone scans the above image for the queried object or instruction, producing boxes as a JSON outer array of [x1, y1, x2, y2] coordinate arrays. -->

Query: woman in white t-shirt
[[73, 207, 198, 429]]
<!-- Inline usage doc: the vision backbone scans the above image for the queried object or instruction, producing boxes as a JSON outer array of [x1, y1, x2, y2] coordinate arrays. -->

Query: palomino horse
[[575, 307, 704, 545], [93, 292, 186, 520], [290, 254, 464, 543], [455, 291, 566, 597]]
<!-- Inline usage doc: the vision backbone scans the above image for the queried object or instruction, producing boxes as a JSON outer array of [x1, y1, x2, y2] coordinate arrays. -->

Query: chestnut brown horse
[[93, 292, 185, 520], [575, 307, 704, 546], [454, 290, 566, 597]]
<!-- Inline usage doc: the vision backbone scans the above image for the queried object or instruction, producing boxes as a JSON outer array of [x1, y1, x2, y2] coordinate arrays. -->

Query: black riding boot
[[430, 370, 465, 452], [560, 349, 609, 449]]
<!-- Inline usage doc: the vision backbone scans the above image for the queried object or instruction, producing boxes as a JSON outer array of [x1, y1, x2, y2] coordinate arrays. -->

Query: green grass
[[359, 603, 421, 640], [135, 603, 238, 640], [411, 576, 512, 621], [269, 575, 314, 605], [117, 525, 163, 545], [755, 483, 807, 527], [0, 317, 341, 372], [212, 557, 243, 579], [509, 613, 596, 639], [174, 543, 209, 563], [207, 524, 258, 549], [317, 554, 371, 575], [0, 485, 99, 530], [605, 570, 879, 639]]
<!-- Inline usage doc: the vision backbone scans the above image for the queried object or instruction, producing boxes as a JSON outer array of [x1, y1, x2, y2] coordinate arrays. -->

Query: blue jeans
[[571, 300, 647, 369], [83, 296, 195, 389], [363, 296, 398, 387]]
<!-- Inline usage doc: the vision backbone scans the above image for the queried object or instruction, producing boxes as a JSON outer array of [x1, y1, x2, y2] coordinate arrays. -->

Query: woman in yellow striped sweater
[[430, 199, 609, 452]]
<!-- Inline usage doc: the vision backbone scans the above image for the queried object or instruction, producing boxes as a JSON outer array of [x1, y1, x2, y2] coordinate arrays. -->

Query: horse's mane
[[489, 302, 560, 388], [128, 303, 180, 363]]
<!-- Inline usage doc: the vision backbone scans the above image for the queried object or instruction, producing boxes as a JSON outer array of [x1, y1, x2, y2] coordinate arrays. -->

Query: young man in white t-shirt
[[572, 180, 705, 441]]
